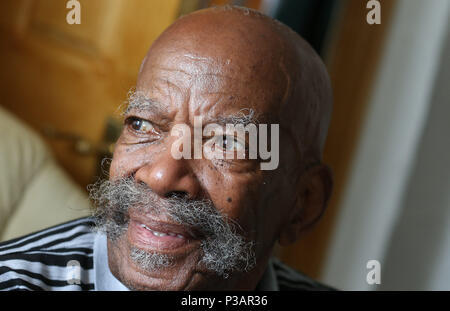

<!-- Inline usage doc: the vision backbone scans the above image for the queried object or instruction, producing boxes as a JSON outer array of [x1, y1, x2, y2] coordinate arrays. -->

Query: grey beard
[[129, 247, 173, 271], [88, 177, 256, 277]]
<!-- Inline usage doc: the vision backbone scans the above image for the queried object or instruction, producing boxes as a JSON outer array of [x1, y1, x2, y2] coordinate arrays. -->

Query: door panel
[[0, 0, 180, 187]]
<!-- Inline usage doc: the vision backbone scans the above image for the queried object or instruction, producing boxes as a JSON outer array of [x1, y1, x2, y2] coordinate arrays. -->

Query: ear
[[278, 164, 333, 246]]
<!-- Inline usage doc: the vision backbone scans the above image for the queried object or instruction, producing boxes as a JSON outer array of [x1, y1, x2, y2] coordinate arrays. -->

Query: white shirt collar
[[93, 233, 129, 291]]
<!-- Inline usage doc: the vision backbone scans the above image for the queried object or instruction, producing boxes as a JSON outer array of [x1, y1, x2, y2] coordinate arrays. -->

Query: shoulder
[[272, 257, 336, 291], [0, 217, 96, 291]]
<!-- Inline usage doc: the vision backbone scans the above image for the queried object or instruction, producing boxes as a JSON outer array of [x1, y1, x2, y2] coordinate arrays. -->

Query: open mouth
[[127, 212, 201, 254], [138, 222, 187, 239]]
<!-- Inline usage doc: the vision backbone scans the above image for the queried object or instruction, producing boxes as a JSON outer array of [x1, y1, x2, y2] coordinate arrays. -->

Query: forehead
[[135, 27, 289, 124]]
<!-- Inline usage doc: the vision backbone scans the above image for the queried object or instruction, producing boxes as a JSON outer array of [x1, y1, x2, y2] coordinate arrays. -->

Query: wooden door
[[0, 0, 180, 187]]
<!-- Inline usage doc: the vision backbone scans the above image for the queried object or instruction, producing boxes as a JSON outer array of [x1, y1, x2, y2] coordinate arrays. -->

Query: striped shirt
[[0, 217, 333, 291]]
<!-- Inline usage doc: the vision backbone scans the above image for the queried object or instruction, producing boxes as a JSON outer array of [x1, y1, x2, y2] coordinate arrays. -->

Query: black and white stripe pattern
[[0, 217, 95, 291], [0, 217, 333, 291], [272, 258, 335, 291]]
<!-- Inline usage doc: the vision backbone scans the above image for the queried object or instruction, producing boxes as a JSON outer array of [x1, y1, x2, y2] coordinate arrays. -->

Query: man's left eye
[[219, 135, 245, 152], [126, 117, 155, 134]]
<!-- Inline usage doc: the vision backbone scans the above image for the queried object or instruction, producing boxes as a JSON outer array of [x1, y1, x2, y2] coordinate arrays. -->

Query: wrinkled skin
[[107, 7, 333, 290]]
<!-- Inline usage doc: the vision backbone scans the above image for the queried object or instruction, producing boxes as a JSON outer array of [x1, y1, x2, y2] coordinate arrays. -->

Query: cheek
[[200, 167, 263, 236]]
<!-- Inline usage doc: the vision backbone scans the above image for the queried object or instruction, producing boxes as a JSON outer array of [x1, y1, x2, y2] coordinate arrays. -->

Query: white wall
[[379, 19, 450, 291], [320, 0, 450, 290]]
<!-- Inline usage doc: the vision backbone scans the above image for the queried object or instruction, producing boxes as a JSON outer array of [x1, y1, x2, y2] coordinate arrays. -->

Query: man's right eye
[[125, 117, 156, 135]]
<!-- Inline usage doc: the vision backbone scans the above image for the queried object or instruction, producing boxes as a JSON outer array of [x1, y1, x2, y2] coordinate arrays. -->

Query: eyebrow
[[122, 90, 166, 116], [209, 108, 260, 127]]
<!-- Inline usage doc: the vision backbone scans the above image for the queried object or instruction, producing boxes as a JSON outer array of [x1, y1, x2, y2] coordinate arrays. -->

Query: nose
[[134, 149, 201, 199]]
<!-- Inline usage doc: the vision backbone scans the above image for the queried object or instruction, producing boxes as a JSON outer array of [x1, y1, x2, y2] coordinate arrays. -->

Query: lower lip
[[128, 219, 194, 251]]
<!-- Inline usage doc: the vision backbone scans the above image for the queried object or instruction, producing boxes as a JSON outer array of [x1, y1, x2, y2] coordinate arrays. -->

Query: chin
[[107, 233, 229, 291]]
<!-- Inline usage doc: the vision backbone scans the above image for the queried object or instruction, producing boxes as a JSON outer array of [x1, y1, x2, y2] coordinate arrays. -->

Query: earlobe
[[278, 164, 333, 246]]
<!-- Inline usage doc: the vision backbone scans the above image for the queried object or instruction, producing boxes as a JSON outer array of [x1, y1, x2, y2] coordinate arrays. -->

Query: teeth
[[139, 223, 185, 239], [153, 231, 167, 237]]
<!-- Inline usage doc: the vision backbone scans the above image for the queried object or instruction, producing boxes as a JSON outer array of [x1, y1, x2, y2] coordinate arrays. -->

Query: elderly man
[[0, 6, 333, 291]]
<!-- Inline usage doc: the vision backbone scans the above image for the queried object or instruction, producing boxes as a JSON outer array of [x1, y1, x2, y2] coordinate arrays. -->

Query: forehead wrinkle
[[167, 52, 226, 76], [142, 65, 242, 101], [151, 65, 193, 79], [182, 53, 214, 63], [142, 67, 193, 93], [151, 59, 240, 82], [163, 78, 188, 114]]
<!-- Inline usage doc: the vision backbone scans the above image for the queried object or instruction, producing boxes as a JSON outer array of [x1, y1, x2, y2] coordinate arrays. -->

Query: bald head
[[138, 5, 333, 167]]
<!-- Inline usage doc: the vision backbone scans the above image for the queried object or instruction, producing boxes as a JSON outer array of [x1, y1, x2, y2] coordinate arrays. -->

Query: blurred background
[[0, 0, 449, 290]]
